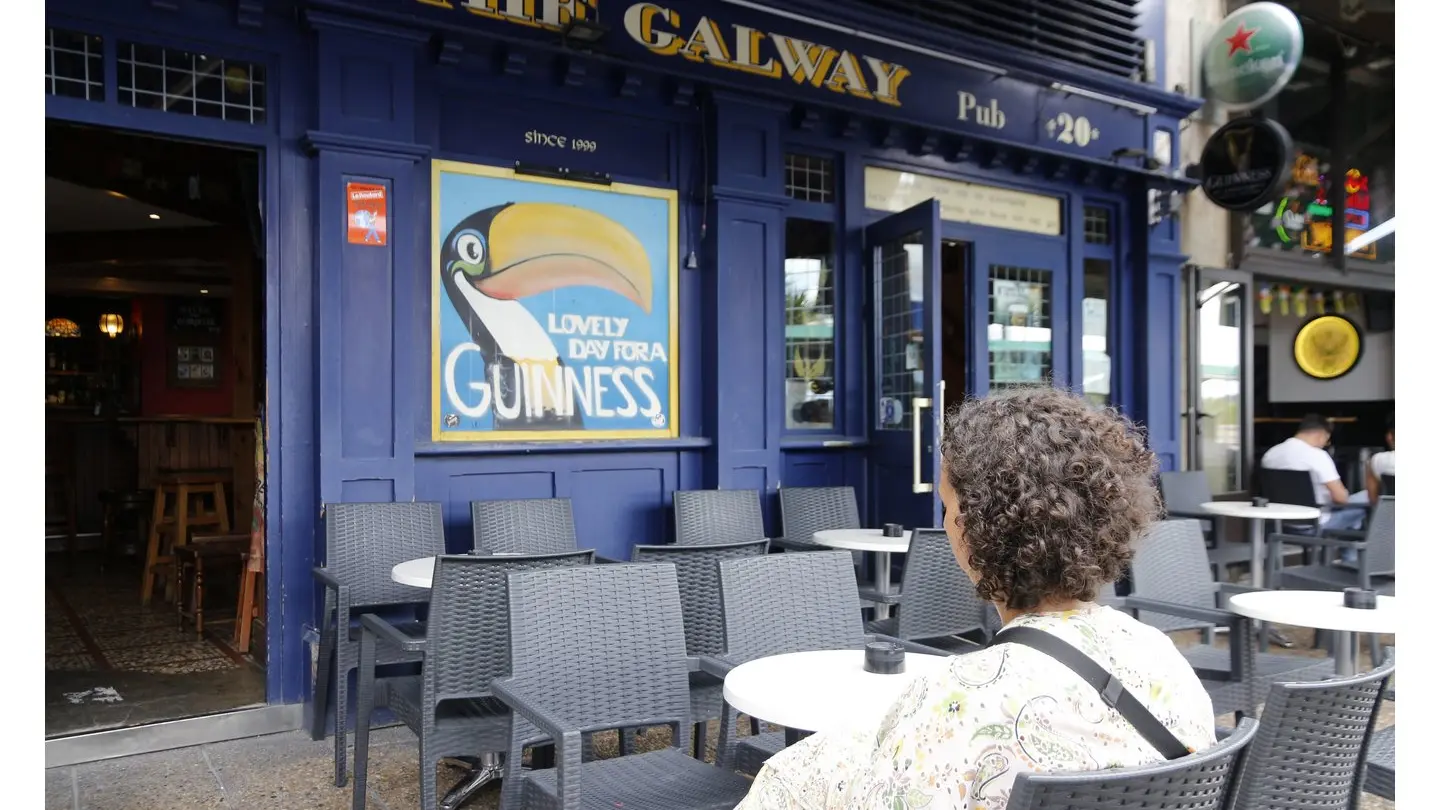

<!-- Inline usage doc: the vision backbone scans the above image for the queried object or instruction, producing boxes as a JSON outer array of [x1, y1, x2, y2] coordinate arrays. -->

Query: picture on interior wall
[[430, 160, 679, 442]]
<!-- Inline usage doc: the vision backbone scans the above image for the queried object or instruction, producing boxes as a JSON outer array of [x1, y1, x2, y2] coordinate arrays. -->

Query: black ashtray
[[864, 640, 906, 674], [1343, 587, 1378, 610], [1251, 496, 1270, 508], [882, 523, 904, 538]]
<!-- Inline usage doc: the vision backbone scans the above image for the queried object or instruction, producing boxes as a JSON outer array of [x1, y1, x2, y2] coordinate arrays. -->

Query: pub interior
[[45, 121, 267, 737]]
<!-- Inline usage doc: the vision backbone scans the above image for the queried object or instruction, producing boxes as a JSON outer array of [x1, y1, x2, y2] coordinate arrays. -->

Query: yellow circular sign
[[1293, 315, 1362, 380]]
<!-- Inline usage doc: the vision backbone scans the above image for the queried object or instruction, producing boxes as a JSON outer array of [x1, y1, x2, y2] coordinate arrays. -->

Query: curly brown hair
[[940, 387, 1161, 611]]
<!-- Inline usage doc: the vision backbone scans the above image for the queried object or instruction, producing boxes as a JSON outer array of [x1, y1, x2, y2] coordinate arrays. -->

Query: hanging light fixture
[[45, 318, 81, 338], [99, 313, 125, 338]]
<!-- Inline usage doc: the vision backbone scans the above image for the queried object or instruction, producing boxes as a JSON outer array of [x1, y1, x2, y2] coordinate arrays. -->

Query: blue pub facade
[[45, 0, 1202, 711]]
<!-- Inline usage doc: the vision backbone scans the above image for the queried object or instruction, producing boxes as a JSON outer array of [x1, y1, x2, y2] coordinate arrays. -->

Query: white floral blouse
[[734, 603, 1216, 810]]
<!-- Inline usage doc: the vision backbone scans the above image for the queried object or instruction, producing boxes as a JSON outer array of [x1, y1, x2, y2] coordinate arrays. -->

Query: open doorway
[[939, 240, 969, 405], [45, 121, 267, 738]]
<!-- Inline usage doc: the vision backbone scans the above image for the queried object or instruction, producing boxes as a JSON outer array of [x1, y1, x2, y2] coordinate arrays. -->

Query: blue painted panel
[[340, 478, 397, 503], [339, 175, 397, 459], [312, 20, 420, 141], [571, 466, 669, 559], [371, 0, 1163, 159], [440, 94, 676, 183], [782, 452, 846, 489], [415, 451, 682, 557]]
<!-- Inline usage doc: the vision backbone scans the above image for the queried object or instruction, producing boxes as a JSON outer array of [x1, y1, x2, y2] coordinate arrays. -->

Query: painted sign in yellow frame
[[1293, 315, 1362, 381], [429, 160, 680, 442]]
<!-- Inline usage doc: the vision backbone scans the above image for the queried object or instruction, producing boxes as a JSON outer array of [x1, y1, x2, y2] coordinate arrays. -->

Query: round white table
[[1199, 502, 1320, 588], [813, 529, 912, 620], [723, 648, 948, 741], [392, 557, 437, 588], [1226, 590, 1397, 677]]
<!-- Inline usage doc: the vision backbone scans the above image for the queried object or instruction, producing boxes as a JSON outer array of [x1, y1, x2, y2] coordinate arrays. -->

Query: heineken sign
[[1199, 117, 1293, 212], [1203, 2, 1304, 110]]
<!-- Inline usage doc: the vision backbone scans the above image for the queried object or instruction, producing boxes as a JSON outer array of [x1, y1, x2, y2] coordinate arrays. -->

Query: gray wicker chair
[[1224, 653, 1395, 810], [630, 540, 771, 758], [1267, 496, 1395, 667], [493, 563, 753, 810], [1008, 717, 1258, 810], [672, 489, 767, 546], [864, 528, 990, 651], [701, 551, 940, 775], [470, 498, 577, 554], [775, 486, 859, 552], [1158, 470, 1250, 578], [350, 551, 593, 810], [1364, 725, 1394, 801], [1111, 519, 1335, 718], [310, 502, 446, 787], [471, 497, 621, 562]]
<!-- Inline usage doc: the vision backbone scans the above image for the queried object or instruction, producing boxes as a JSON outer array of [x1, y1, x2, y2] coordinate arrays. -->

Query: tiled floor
[[47, 554, 266, 738], [44, 624, 1397, 810]]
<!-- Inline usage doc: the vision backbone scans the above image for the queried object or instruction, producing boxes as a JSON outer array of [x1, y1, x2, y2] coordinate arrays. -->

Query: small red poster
[[346, 182, 388, 246]]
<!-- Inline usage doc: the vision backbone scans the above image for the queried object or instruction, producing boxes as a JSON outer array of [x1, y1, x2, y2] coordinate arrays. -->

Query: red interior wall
[[138, 296, 233, 416]]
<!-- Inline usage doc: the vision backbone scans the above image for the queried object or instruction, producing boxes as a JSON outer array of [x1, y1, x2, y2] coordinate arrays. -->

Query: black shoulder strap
[[990, 626, 1191, 760]]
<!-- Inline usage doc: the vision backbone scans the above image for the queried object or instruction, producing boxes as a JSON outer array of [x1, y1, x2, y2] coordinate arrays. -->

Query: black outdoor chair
[[311, 502, 446, 787], [702, 551, 940, 775], [1381, 473, 1395, 497], [350, 550, 594, 810], [1224, 653, 1394, 810], [494, 563, 753, 810], [1158, 470, 1249, 580], [672, 489, 767, 546], [1107, 519, 1335, 718], [1008, 718, 1258, 810], [1267, 496, 1395, 667]]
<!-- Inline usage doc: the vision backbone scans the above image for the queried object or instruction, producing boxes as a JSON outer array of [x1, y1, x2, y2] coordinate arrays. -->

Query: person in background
[[733, 388, 1215, 810], [1365, 420, 1395, 504], [1260, 414, 1369, 533]]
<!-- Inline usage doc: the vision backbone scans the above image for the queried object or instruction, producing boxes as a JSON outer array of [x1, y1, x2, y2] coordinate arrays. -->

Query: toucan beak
[[471, 203, 653, 313]]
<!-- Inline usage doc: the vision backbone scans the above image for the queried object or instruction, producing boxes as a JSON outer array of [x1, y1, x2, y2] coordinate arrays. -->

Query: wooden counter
[[46, 414, 256, 535]]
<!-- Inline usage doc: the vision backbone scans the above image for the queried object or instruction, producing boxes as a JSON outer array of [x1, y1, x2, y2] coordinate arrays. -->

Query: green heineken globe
[[1203, 2, 1303, 110]]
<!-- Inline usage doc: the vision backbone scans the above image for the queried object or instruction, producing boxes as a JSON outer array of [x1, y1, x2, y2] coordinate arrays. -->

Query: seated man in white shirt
[[1260, 414, 1370, 535], [1366, 421, 1395, 504]]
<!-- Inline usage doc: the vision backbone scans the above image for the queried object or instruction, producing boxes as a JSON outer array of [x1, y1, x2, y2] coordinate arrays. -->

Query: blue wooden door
[[966, 233, 1071, 398], [866, 200, 943, 530]]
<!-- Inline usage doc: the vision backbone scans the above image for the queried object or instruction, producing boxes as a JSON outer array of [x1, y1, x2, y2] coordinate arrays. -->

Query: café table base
[[1333, 630, 1358, 678], [439, 753, 503, 810], [872, 551, 894, 621]]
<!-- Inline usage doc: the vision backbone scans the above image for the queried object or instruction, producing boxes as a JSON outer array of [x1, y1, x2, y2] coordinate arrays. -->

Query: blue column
[[705, 93, 788, 528], [1137, 199, 1185, 473]]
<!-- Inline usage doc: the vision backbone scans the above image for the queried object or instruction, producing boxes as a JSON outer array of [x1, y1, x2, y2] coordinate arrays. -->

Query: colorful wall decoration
[[430, 161, 679, 442]]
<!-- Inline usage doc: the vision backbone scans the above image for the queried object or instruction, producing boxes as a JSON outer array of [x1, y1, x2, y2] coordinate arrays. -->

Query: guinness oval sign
[[1199, 117, 1292, 212]]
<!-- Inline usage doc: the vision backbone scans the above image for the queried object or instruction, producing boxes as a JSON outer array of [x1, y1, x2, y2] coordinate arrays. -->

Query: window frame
[[781, 150, 846, 436], [1080, 201, 1121, 407]]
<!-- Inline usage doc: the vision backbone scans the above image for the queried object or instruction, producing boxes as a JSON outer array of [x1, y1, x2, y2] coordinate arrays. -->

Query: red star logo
[[1225, 23, 1258, 57]]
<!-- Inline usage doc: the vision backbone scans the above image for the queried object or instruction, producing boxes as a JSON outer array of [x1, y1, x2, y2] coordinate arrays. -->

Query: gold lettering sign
[[864, 167, 1062, 236], [416, 0, 912, 109]]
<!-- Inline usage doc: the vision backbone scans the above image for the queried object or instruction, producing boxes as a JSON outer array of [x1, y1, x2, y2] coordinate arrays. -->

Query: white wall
[[1265, 318, 1395, 402], [1168, 0, 1230, 270]]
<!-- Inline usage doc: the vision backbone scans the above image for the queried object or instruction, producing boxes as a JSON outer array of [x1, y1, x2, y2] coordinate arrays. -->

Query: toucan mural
[[432, 165, 676, 440]]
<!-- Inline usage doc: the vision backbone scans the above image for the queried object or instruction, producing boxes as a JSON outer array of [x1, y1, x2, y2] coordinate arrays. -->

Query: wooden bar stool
[[141, 467, 232, 605], [175, 533, 250, 638]]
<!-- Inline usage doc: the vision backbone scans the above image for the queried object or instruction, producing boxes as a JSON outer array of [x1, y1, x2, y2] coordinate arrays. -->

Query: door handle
[[912, 396, 934, 494]]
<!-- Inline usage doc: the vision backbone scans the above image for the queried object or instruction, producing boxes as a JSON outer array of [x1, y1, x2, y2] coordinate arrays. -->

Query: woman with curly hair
[[735, 387, 1215, 810]]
